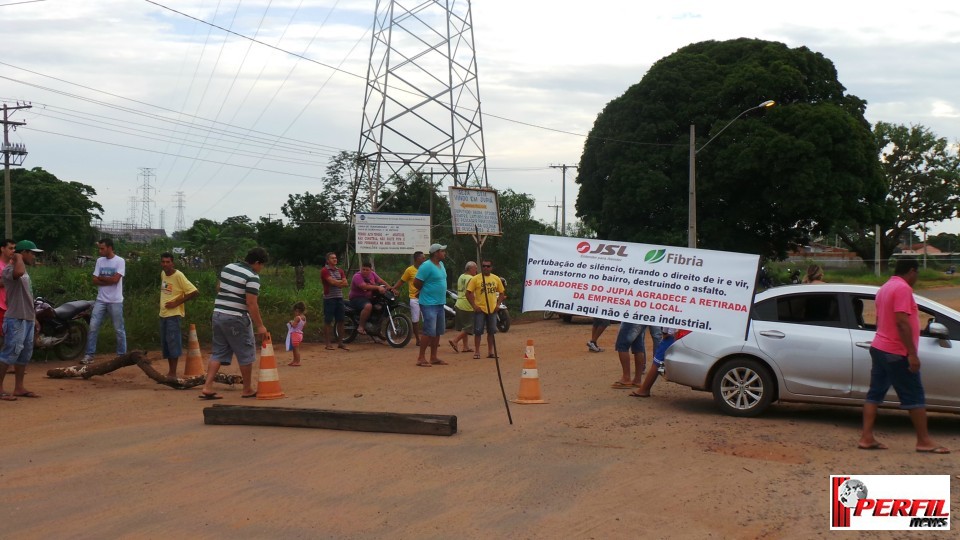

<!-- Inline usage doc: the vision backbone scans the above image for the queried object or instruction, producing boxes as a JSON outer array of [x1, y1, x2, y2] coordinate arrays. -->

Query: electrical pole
[[173, 191, 186, 232], [547, 201, 560, 234], [549, 164, 576, 236], [138, 168, 155, 229], [2, 102, 32, 239]]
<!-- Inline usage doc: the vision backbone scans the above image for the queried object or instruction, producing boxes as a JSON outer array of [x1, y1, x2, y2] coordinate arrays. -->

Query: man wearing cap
[[0, 240, 42, 400], [413, 243, 449, 366]]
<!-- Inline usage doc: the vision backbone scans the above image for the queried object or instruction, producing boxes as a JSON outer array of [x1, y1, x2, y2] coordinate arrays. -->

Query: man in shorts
[[413, 243, 448, 366], [858, 257, 949, 453], [0, 240, 43, 400], [394, 251, 426, 346], [349, 260, 393, 337], [199, 247, 268, 400], [466, 260, 506, 359], [449, 261, 477, 353], [611, 322, 661, 389], [159, 252, 199, 378], [321, 252, 349, 351]]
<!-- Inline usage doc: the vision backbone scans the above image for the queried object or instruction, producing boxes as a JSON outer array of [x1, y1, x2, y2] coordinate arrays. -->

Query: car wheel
[[711, 358, 774, 417]]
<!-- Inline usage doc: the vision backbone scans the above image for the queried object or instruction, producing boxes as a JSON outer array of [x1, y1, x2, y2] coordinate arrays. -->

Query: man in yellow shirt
[[466, 259, 506, 359], [393, 251, 426, 346], [160, 253, 199, 378]]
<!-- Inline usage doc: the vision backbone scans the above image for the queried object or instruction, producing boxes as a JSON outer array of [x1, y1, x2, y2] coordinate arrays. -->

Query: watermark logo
[[830, 475, 950, 530]]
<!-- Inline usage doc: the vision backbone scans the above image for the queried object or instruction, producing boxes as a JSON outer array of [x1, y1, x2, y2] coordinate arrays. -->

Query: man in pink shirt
[[858, 258, 949, 454]]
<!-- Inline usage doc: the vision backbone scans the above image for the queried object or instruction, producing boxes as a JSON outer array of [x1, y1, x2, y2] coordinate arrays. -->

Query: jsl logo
[[576, 242, 628, 256]]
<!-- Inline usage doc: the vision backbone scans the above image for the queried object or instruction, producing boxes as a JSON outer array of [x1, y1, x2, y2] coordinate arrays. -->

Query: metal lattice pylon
[[357, 0, 488, 207]]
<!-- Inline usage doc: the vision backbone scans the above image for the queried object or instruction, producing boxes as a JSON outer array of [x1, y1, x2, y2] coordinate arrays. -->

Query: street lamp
[[688, 99, 775, 248]]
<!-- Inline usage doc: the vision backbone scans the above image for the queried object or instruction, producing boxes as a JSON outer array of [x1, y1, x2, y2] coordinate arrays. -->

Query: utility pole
[[173, 191, 186, 232], [547, 201, 560, 234], [2, 102, 32, 239], [549, 164, 576, 236]]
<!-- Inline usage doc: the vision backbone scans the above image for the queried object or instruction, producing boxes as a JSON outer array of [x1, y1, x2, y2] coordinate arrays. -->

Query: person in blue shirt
[[413, 243, 448, 367]]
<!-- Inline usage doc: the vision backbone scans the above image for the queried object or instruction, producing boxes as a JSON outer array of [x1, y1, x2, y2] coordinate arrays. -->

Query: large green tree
[[2, 167, 103, 255], [576, 38, 885, 258], [835, 122, 960, 265]]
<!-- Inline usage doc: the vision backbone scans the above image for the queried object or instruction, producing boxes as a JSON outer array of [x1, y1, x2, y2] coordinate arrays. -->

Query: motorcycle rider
[[349, 261, 395, 338], [0, 240, 43, 400]]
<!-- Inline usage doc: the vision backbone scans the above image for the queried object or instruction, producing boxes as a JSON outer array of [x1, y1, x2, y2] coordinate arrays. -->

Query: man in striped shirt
[[199, 247, 268, 400]]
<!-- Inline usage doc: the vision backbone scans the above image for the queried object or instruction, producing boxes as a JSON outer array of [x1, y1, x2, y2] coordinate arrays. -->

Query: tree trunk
[[46, 351, 243, 389]]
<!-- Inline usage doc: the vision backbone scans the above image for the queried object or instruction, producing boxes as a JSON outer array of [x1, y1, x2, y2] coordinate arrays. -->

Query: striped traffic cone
[[183, 324, 204, 377], [511, 339, 547, 404], [256, 333, 285, 400]]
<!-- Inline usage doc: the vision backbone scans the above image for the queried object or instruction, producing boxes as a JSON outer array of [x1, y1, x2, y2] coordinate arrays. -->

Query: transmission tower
[[173, 191, 186, 232], [357, 0, 488, 208], [138, 167, 155, 229], [127, 196, 138, 225]]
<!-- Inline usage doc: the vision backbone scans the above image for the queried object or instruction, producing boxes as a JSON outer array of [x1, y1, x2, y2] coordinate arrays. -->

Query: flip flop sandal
[[0, 393, 17, 401], [448, 340, 459, 353], [198, 392, 223, 400], [431, 359, 449, 365], [14, 391, 40, 398], [416, 362, 432, 367], [473, 354, 481, 359]]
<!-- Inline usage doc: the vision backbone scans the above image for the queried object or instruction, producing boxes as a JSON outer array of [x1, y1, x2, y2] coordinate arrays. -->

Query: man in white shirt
[[81, 238, 127, 365]]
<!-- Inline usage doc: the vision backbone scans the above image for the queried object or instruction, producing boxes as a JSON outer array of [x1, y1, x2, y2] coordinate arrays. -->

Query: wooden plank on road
[[203, 405, 457, 436]]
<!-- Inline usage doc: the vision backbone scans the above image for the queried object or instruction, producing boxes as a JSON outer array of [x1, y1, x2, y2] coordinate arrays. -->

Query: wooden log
[[203, 405, 458, 436], [46, 352, 243, 388], [46, 351, 143, 379], [135, 359, 243, 389]]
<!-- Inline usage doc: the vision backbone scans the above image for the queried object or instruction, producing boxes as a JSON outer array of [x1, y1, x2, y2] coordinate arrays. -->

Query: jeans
[[86, 301, 127, 356]]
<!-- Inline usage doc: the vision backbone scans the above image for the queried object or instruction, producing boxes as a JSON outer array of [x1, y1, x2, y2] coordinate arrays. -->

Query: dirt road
[[2, 305, 958, 538]]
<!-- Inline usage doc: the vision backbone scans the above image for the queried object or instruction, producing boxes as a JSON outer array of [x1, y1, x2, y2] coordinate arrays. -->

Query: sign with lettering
[[448, 187, 501, 236], [354, 213, 431, 254], [522, 234, 760, 338]]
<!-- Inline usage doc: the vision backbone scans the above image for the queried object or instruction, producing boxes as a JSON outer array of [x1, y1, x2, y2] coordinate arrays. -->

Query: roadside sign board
[[448, 186, 501, 236], [354, 213, 431, 254]]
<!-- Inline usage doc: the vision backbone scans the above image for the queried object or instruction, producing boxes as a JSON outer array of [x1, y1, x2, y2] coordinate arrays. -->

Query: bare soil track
[[2, 289, 959, 538]]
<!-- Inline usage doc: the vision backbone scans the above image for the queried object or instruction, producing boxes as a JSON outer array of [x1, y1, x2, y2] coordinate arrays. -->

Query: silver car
[[664, 284, 960, 417]]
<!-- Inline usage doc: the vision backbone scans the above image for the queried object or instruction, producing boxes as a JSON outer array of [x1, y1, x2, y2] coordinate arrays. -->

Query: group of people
[[0, 237, 135, 400]]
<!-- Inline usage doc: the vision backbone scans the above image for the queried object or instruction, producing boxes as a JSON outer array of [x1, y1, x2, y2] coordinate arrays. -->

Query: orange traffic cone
[[183, 323, 205, 377], [511, 339, 547, 404], [256, 333, 285, 400]]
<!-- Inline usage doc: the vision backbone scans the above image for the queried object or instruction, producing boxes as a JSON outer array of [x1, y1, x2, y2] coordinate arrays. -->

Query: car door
[[850, 294, 960, 407], [914, 302, 960, 407], [752, 292, 853, 397]]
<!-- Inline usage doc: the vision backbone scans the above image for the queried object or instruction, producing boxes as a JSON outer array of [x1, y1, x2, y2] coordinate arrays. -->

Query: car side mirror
[[928, 321, 950, 340]]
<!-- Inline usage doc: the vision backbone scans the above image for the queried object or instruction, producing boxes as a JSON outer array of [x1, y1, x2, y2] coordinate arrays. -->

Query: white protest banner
[[355, 213, 431, 254], [522, 235, 760, 339]]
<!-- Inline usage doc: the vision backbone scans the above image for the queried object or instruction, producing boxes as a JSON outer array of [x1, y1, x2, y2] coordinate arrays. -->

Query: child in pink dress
[[286, 302, 307, 366]]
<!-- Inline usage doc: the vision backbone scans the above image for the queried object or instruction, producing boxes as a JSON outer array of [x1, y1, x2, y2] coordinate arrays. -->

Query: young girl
[[286, 302, 307, 366]]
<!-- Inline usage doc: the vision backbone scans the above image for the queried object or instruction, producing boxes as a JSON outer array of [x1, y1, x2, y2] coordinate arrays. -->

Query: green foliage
[[576, 38, 885, 258], [835, 122, 960, 267], [2, 167, 103, 256]]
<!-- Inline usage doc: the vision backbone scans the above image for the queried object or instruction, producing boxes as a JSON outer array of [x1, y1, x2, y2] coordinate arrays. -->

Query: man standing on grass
[[199, 247, 268, 400], [82, 238, 126, 365], [858, 258, 949, 454], [393, 250, 426, 347], [0, 240, 43, 400], [159, 252, 199, 378], [321, 252, 349, 351]]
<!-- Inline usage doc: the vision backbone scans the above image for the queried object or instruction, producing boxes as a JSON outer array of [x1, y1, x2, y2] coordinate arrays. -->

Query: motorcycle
[[446, 278, 510, 333], [33, 297, 94, 361], [336, 290, 413, 348]]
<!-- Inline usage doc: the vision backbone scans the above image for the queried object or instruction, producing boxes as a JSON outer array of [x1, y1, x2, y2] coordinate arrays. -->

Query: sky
[[2, 0, 960, 238]]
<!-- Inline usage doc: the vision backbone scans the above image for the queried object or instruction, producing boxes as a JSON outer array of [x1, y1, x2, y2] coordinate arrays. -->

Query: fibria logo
[[575, 242, 628, 257], [644, 249, 666, 263]]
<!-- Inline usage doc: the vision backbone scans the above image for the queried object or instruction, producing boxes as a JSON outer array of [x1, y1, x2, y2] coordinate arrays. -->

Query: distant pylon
[[173, 191, 186, 232], [138, 167, 155, 229], [357, 0, 488, 205]]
